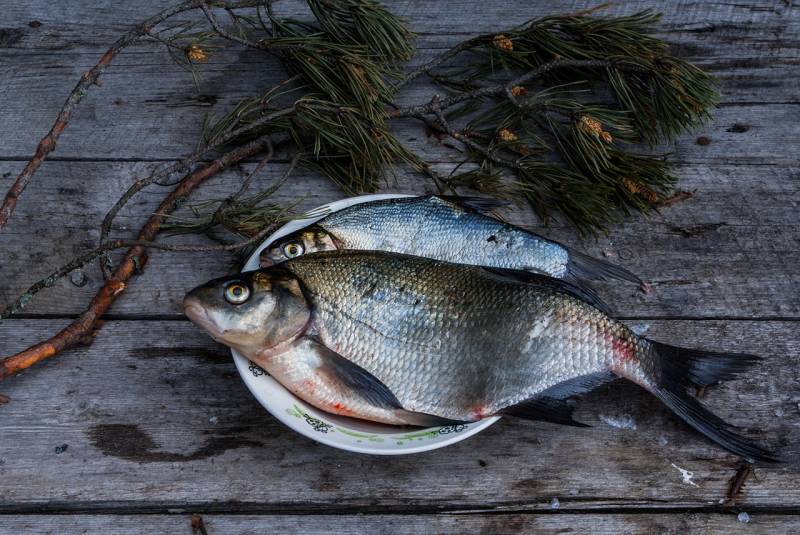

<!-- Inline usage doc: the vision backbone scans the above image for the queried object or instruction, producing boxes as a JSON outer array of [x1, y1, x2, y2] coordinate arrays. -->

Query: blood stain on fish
[[612, 338, 637, 363]]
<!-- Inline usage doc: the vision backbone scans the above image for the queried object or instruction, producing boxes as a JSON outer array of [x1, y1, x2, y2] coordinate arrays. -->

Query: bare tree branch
[[0, 133, 279, 381]]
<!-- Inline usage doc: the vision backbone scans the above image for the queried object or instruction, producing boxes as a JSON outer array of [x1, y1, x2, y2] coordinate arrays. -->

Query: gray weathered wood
[[1, 513, 795, 534], [1, 161, 797, 318], [1, 0, 799, 529], [0, 1, 798, 161], [0, 319, 797, 510]]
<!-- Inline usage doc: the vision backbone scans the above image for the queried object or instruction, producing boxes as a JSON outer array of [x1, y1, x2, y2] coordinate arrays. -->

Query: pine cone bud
[[623, 178, 658, 203], [578, 115, 603, 136], [493, 34, 514, 51], [497, 128, 518, 142], [186, 44, 208, 63]]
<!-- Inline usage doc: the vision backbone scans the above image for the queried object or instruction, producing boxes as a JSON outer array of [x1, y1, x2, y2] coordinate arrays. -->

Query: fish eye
[[224, 282, 250, 304], [282, 241, 304, 259]]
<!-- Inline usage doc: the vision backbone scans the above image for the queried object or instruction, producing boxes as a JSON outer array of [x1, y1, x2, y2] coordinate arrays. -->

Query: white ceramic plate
[[232, 193, 501, 454]]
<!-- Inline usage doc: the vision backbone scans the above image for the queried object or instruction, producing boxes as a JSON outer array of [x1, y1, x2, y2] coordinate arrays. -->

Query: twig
[[390, 59, 642, 118], [0, 134, 277, 382], [98, 104, 296, 277], [656, 189, 696, 207], [191, 514, 209, 535], [393, 36, 482, 91], [232, 141, 275, 199], [725, 462, 754, 505], [200, 0, 272, 50], [0, 0, 271, 233], [429, 97, 521, 171]]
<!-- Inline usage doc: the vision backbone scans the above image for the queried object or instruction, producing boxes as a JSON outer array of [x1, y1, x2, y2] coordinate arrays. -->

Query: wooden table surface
[[1, 1, 799, 533]]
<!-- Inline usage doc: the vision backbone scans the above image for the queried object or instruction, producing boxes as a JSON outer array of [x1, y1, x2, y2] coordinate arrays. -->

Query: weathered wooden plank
[[1, 161, 797, 318], [3, 66, 793, 164], [0, 513, 793, 534], [1, 0, 798, 528], [0, 1, 797, 161], [0, 319, 797, 510], [4, 0, 797, 39]]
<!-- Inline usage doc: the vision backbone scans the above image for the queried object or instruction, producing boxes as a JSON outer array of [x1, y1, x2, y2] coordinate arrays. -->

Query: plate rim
[[232, 193, 500, 455]]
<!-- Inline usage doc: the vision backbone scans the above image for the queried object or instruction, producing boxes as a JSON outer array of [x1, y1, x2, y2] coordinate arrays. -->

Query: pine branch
[[386, 10, 717, 233], [307, 0, 415, 62], [391, 58, 638, 118], [161, 152, 302, 237]]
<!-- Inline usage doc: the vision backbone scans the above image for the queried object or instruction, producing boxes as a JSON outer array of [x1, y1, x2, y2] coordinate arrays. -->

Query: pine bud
[[493, 34, 514, 51], [186, 44, 208, 63], [622, 178, 658, 203], [578, 115, 603, 136], [579, 115, 613, 143], [497, 128, 518, 142], [510, 86, 528, 97]]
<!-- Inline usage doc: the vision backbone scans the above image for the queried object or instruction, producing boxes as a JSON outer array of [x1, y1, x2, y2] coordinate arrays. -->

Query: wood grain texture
[[0, 1, 798, 161], [1, 513, 797, 534], [0, 319, 797, 511], [1, 0, 799, 530], [0, 161, 797, 318]]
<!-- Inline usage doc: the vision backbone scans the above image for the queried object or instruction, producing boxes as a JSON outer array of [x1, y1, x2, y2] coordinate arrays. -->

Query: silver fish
[[259, 195, 643, 310], [185, 251, 775, 462]]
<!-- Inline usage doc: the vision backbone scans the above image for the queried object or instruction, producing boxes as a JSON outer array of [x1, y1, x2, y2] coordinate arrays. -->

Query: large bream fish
[[185, 251, 775, 462], [259, 195, 643, 310]]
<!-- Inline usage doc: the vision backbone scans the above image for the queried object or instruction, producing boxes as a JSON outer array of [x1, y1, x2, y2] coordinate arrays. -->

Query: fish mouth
[[183, 298, 225, 340]]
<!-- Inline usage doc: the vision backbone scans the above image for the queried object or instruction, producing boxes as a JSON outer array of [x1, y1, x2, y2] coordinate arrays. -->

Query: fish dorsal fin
[[501, 372, 616, 426], [565, 249, 644, 285], [315, 340, 403, 411], [435, 195, 510, 214], [480, 266, 611, 314]]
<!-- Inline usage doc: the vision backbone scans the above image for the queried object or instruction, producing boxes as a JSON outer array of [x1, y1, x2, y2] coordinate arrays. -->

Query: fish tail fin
[[632, 341, 779, 463], [565, 249, 643, 286], [648, 340, 763, 388]]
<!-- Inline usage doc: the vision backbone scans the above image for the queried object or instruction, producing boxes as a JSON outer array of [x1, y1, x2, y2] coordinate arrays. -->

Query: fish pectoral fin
[[314, 342, 471, 427], [501, 396, 589, 427], [435, 195, 511, 213], [501, 372, 617, 426], [315, 341, 403, 411]]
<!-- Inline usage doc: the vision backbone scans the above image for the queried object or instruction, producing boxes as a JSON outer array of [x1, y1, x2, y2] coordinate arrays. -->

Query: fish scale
[[286, 252, 619, 421], [259, 196, 648, 314], [185, 250, 777, 461], [319, 196, 570, 277]]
